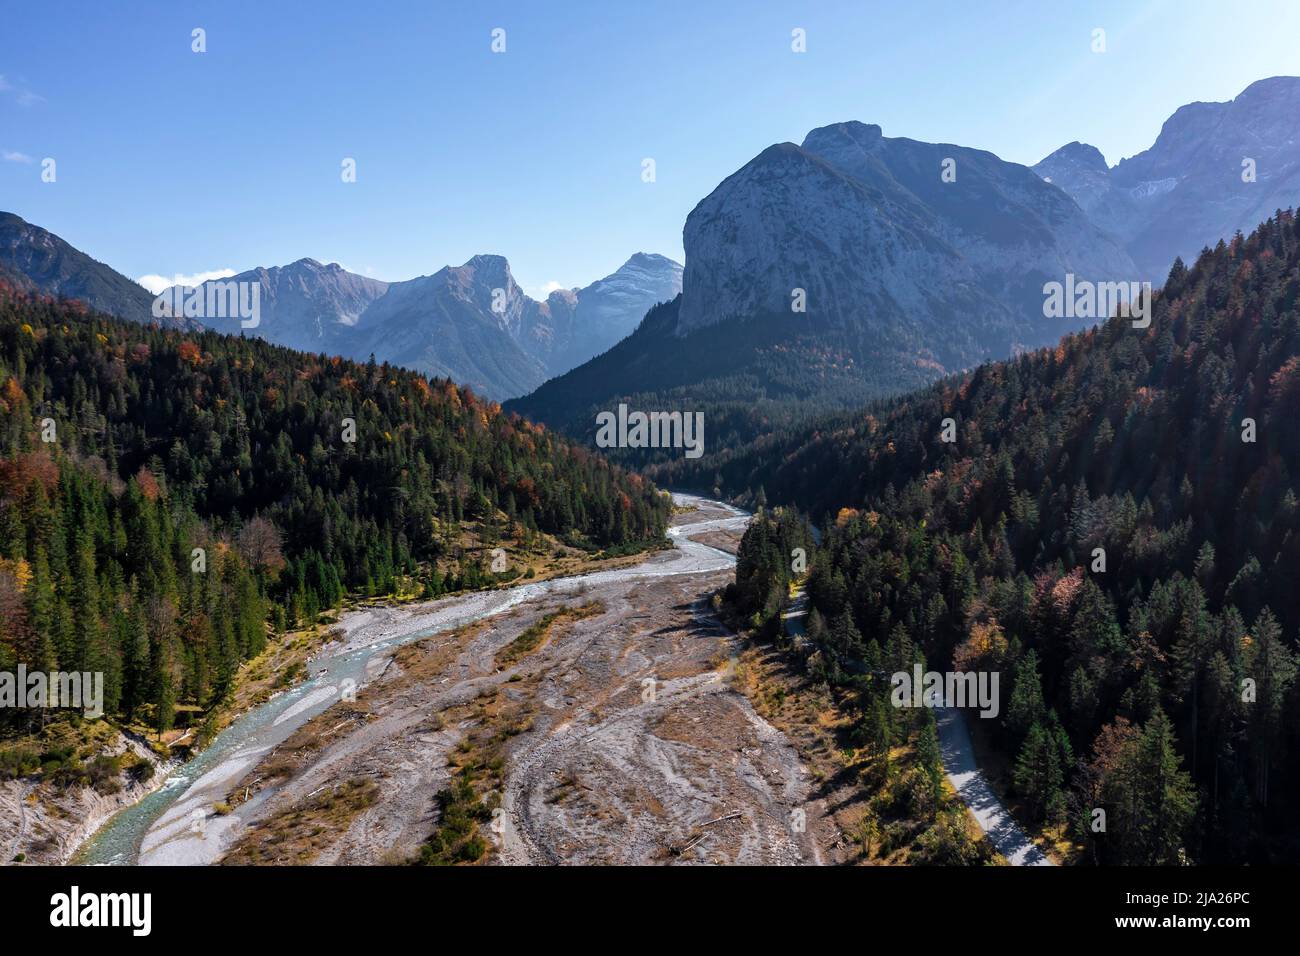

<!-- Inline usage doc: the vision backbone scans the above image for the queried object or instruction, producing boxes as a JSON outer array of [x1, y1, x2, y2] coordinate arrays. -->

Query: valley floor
[[60, 498, 1039, 867], [200, 501, 837, 865], [67, 499, 842, 866]]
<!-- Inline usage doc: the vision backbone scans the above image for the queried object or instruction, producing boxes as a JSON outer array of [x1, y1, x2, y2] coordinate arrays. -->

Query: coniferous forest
[[725, 212, 1300, 864], [0, 284, 668, 736]]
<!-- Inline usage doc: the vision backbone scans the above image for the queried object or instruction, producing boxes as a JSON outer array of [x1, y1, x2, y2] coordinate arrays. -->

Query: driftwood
[[672, 810, 742, 854], [321, 713, 365, 737], [700, 810, 742, 827]]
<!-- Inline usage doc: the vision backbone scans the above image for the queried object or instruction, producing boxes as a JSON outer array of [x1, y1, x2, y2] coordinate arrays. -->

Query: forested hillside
[[727, 212, 1300, 864], [504, 296, 922, 467], [0, 285, 668, 736], [0, 212, 177, 328]]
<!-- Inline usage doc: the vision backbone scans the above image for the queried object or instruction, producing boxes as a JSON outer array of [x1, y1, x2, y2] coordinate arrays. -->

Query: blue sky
[[2, 0, 1298, 295]]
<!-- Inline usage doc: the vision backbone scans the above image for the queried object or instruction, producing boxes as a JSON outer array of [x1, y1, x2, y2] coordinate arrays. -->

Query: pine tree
[[1013, 721, 1063, 823]]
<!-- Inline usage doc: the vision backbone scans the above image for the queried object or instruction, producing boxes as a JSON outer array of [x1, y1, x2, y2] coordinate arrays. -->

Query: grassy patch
[[221, 777, 380, 865], [494, 601, 604, 667], [416, 672, 549, 866], [418, 774, 492, 865], [0, 719, 146, 794]]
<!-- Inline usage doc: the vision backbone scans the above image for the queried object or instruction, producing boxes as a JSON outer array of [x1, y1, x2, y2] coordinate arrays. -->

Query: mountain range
[[0, 211, 680, 401], [4, 77, 1297, 417], [1034, 76, 1300, 280], [508, 76, 1300, 443], [171, 251, 681, 400]]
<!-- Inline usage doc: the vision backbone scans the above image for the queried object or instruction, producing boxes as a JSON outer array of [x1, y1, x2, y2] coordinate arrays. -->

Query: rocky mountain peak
[[1038, 141, 1110, 176], [800, 120, 884, 156]]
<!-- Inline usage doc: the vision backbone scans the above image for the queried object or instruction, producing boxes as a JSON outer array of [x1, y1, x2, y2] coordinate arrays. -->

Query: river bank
[[0, 730, 179, 865]]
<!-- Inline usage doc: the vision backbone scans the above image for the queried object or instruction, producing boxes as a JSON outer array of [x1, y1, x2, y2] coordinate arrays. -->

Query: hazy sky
[[2, 0, 1298, 295]]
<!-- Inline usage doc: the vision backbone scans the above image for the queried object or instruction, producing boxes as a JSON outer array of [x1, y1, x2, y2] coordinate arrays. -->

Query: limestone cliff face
[[678, 121, 1136, 371]]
